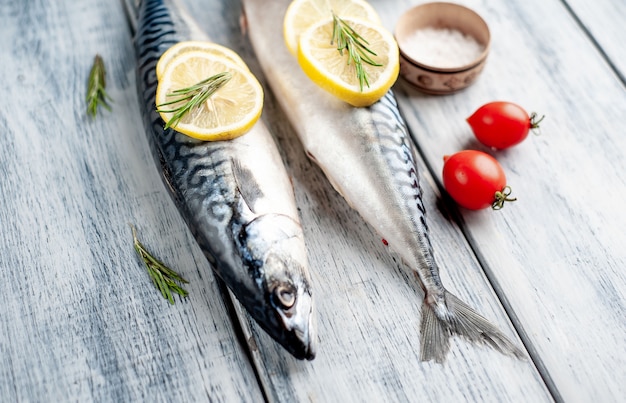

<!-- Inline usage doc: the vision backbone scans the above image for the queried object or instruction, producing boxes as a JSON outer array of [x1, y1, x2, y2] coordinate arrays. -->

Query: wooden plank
[[183, 0, 552, 401], [387, 0, 626, 402], [2, 0, 624, 401], [0, 1, 263, 401], [564, 0, 626, 82]]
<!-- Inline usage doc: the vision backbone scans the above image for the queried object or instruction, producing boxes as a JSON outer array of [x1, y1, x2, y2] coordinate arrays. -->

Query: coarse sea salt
[[403, 27, 485, 68]]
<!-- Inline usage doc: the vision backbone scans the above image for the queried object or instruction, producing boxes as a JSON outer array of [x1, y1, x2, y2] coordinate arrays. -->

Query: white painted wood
[[0, 1, 262, 401], [564, 0, 626, 81], [387, 0, 626, 402], [2, 0, 625, 402]]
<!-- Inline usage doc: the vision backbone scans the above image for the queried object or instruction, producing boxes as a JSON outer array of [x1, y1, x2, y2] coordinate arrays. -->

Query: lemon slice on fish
[[283, 0, 381, 56], [297, 17, 399, 107], [156, 41, 249, 79], [156, 50, 263, 141]]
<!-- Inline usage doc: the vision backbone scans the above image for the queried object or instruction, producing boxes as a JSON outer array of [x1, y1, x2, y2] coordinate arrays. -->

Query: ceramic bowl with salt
[[395, 2, 491, 94]]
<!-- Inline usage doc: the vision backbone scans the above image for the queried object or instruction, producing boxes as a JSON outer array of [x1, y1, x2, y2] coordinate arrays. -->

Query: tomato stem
[[530, 112, 545, 135], [492, 186, 516, 210]]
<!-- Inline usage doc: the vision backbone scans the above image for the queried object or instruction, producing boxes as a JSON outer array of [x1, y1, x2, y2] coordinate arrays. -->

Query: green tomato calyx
[[492, 186, 517, 210]]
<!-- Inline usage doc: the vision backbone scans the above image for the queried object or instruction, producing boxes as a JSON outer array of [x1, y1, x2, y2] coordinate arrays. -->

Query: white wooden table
[[1, 0, 624, 401]]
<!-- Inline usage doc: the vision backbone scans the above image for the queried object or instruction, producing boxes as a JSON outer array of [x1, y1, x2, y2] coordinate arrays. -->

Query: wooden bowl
[[394, 2, 491, 94]]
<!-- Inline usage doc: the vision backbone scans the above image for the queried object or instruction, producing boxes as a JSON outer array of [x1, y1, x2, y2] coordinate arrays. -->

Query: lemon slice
[[284, 0, 381, 56], [156, 41, 249, 79], [297, 17, 399, 107], [156, 51, 263, 141]]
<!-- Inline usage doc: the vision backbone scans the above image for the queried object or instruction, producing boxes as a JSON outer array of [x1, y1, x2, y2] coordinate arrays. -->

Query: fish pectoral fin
[[231, 158, 264, 215]]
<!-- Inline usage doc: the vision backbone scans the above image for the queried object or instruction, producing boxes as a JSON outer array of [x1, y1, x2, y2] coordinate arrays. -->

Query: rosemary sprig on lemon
[[283, 0, 381, 56], [157, 72, 232, 130], [154, 43, 263, 141], [284, 0, 399, 107], [331, 13, 382, 92]]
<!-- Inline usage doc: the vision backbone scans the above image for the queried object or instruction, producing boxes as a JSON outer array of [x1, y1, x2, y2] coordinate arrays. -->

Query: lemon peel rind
[[156, 41, 249, 79]]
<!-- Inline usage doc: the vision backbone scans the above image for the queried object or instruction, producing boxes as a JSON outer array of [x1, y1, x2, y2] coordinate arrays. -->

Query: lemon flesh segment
[[283, 0, 381, 56], [156, 41, 249, 79], [297, 17, 399, 107], [156, 51, 263, 141]]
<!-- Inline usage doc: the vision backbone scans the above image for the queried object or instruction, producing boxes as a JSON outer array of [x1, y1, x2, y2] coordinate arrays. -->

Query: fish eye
[[272, 284, 296, 310]]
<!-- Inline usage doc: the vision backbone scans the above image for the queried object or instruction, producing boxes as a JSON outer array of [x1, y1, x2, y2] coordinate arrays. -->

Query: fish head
[[235, 213, 316, 360], [264, 252, 316, 360]]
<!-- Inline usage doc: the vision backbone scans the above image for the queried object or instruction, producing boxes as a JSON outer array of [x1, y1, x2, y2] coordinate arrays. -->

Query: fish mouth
[[284, 299, 316, 360], [273, 287, 316, 360], [239, 278, 316, 360]]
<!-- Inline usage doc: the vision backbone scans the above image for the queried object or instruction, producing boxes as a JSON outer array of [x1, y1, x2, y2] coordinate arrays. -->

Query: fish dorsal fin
[[231, 158, 264, 215]]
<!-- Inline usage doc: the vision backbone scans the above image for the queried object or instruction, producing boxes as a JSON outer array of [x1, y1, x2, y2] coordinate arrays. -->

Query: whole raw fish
[[124, 0, 316, 360], [242, 0, 524, 363]]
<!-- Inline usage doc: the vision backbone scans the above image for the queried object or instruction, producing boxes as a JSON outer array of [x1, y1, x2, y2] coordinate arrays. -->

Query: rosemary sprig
[[331, 13, 382, 92], [130, 224, 189, 304], [86, 54, 112, 118], [156, 72, 232, 130]]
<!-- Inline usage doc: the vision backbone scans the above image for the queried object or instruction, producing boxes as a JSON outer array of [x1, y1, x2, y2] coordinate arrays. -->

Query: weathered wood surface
[[565, 0, 626, 83], [0, 0, 624, 402], [0, 1, 263, 401], [390, 0, 626, 401]]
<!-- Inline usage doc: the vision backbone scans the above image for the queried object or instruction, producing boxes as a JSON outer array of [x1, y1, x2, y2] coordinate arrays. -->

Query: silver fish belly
[[242, 0, 524, 363], [125, 0, 316, 360]]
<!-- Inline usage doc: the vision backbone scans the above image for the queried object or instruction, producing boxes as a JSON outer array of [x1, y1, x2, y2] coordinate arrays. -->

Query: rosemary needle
[[331, 13, 382, 92], [86, 54, 112, 118], [130, 224, 189, 304], [156, 71, 231, 130]]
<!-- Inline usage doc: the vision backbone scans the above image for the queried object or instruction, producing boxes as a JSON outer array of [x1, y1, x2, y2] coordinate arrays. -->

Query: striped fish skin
[[242, 0, 524, 363], [127, 0, 316, 360]]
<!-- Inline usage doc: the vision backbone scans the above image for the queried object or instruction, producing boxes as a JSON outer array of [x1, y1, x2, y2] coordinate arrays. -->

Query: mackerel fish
[[242, 0, 524, 363], [124, 0, 316, 360]]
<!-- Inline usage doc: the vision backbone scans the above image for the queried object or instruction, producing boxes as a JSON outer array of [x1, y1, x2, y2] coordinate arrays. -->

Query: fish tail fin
[[420, 290, 526, 363]]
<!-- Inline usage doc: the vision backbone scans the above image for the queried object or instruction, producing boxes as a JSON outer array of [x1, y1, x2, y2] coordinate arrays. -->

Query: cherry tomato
[[467, 101, 544, 149], [442, 150, 516, 210]]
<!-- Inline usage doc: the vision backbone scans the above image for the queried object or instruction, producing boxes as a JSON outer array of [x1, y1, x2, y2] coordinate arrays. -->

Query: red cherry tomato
[[467, 101, 544, 149], [442, 150, 516, 210]]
